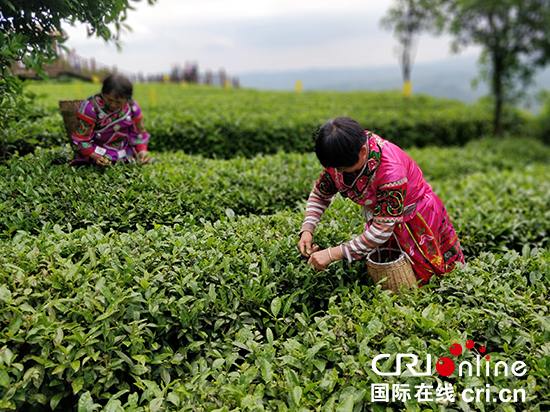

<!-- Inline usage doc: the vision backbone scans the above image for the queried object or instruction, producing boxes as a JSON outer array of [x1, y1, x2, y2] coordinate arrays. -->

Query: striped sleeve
[[300, 191, 332, 234], [340, 221, 396, 262], [301, 169, 338, 234]]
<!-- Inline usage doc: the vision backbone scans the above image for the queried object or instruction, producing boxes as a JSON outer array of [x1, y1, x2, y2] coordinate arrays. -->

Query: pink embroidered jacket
[[301, 131, 435, 262]]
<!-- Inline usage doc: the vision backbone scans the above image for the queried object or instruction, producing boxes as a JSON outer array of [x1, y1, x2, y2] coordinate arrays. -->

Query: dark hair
[[314, 117, 366, 168], [101, 74, 133, 99]]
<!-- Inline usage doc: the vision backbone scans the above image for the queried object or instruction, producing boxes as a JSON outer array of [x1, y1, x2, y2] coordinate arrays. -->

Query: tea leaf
[[72, 377, 84, 394], [78, 392, 96, 412], [0, 370, 10, 388], [292, 386, 302, 406], [335, 395, 354, 412], [0, 285, 11, 302], [271, 297, 282, 317], [50, 393, 63, 411]]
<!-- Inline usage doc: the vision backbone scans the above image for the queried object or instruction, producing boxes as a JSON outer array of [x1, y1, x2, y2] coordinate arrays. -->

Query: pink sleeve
[[128, 101, 150, 151], [71, 99, 98, 158]]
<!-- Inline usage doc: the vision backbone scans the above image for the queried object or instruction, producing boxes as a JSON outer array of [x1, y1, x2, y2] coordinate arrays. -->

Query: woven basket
[[366, 248, 417, 292], [59, 99, 82, 140]]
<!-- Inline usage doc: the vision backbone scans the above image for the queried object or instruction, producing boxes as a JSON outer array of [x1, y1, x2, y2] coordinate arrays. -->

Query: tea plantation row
[[1, 211, 549, 411], [5, 83, 526, 158], [0, 136, 549, 411], [2, 137, 550, 257]]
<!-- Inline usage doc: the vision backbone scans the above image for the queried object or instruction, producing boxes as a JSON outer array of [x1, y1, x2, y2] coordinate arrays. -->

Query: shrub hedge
[[2, 137, 550, 248], [0, 209, 549, 410], [6, 83, 527, 159], [1, 130, 549, 410]]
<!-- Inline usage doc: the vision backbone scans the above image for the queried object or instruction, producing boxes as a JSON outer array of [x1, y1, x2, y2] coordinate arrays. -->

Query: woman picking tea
[[70, 74, 150, 166], [298, 117, 464, 285]]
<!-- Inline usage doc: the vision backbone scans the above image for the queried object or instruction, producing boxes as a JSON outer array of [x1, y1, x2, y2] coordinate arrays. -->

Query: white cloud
[[61, 0, 481, 76]]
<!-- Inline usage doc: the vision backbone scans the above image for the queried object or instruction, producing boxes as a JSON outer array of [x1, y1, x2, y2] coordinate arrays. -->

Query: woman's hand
[[138, 150, 150, 164], [299, 232, 344, 270], [307, 249, 332, 271], [89, 152, 110, 167], [298, 231, 317, 257], [307, 247, 344, 271]]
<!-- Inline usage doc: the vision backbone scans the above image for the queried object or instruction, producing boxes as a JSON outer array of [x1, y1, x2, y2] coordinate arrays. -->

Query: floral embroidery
[[100, 117, 112, 127], [373, 178, 407, 222], [91, 94, 132, 134], [133, 115, 147, 134], [73, 113, 95, 140], [315, 170, 338, 198], [105, 133, 125, 150]]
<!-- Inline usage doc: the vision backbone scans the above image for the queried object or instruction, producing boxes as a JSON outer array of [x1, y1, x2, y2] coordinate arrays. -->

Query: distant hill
[[236, 56, 550, 109]]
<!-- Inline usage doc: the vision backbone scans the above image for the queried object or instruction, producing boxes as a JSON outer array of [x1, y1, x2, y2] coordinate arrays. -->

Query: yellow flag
[[403, 80, 412, 99]]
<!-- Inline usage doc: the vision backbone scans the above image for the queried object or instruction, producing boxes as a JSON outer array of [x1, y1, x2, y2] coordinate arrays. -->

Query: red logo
[[436, 340, 489, 376]]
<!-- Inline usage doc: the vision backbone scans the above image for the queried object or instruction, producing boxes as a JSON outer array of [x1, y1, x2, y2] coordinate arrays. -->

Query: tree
[[0, 0, 157, 157], [380, 0, 441, 99], [441, 0, 550, 135], [382, 0, 550, 135], [1, 0, 157, 73]]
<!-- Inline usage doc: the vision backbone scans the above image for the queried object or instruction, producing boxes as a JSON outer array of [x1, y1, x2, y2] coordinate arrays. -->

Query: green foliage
[[0, 146, 318, 238], [532, 90, 550, 145], [11, 83, 528, 159], [443, 0, 550, 135], [0, 219, 549, 410], [0, 0, 158, 65], [1, 136, 549, 245], [0, 88, 62, 159], [382, 0, 550, 135], [1, 122, 550, 409], [2, 136, 550, 254]]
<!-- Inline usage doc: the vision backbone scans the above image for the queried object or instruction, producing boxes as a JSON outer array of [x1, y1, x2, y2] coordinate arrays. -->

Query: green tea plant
[[0, 146, 318, 238], [1, 129, 549, 410], [7, 82, 527, 159], [0, 217, 548, 410]]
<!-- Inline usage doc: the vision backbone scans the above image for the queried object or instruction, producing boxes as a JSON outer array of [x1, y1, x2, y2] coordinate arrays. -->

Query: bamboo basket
[[366, 248, 417, 292], [59, 99, 82, 143]]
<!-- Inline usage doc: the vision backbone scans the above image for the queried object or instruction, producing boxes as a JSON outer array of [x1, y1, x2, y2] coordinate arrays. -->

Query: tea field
[[0, 84, 549, 412], [6, 82, 526, 158]]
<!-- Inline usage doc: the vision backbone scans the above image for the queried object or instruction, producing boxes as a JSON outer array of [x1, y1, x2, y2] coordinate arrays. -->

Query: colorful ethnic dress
[[301, 131, 464, 285], [70, 94, 150, 164]]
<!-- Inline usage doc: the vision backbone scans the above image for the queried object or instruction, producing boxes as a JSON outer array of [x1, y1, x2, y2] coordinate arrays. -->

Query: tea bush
[[0, 146, 318, 238], [0, 215, 549, 411], [2, 136, 550, 249], [1, 129, 549, 410], [6, 82, 527, 159]]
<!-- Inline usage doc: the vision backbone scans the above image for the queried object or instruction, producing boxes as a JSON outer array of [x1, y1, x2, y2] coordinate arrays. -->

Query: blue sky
[[61, 0, 481, 76]]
